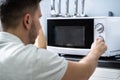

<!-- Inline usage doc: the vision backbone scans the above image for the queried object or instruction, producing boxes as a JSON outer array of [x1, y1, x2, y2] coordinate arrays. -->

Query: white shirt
[[0, 32, 68, 80]]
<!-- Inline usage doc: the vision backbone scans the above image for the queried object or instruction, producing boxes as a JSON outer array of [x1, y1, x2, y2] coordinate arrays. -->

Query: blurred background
[[40, 0, 120, 38]]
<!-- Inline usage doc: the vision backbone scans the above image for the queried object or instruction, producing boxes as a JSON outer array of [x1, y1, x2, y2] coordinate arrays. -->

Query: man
[[0, 0, 107, 80]]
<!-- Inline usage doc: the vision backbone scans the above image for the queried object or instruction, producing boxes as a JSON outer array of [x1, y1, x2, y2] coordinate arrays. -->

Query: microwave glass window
[[55, 26, 85, 48]]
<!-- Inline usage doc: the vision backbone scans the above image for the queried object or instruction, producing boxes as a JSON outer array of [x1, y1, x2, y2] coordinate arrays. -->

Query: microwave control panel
[[94, 17, 120, 56], [95, 23, 104, 33], [94, 18, 106, 41]]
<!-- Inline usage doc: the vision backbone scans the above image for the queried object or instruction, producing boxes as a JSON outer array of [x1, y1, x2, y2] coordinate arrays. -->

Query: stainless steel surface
[[74, 0, 80, 17], [81, 0, 86, 17], [64, 0, 71, 17], [56, 0, 63, 17], [51, 0, 57, 17]]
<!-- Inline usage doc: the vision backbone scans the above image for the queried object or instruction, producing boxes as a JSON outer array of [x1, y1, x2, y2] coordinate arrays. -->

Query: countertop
[[59, 54, 120, 69], [59, 54, 120, 80], [90, 67, 120, 80]]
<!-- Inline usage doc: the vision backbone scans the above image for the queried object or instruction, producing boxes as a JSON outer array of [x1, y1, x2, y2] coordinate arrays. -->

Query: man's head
[[0, 0, 42, 44]]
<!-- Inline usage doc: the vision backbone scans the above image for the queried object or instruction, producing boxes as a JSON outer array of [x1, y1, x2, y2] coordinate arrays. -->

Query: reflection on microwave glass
[[55, 26, 85, 48]]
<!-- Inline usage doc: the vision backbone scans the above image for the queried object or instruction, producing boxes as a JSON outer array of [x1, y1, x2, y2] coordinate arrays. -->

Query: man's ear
[[23, 13, 32, 30]]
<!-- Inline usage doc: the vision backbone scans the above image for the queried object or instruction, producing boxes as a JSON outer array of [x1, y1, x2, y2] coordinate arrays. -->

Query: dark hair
[[0, 0, 41, 29]]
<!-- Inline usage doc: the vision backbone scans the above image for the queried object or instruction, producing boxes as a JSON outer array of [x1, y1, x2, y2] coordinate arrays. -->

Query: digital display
[[55, 26, 85, 48]]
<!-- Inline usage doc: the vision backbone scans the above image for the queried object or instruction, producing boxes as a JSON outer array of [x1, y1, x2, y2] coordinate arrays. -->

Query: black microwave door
[[54, 26, 85, 48], [47, 19, 94, 49]]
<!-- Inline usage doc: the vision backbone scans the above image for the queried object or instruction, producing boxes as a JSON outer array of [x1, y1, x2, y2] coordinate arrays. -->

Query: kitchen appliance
[[47, 17, 120, 57], [57, 0, 63, 17], [81, 0, 86, 17], [51, 0, 57, 17], [65, 0, 71, 17], [74, 0, 80, 17]]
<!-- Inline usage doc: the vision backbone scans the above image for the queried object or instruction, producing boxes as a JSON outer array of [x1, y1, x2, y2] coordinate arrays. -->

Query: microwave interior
[[47, 19, 94, 49]]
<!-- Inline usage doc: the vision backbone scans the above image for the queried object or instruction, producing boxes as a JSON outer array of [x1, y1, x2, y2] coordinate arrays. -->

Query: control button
[[95, 23, 104, 33], [98, 35, 104, 41]]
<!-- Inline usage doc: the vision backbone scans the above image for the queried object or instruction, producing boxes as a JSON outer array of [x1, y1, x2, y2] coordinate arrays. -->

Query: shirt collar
[[0, 32, 23, 43]]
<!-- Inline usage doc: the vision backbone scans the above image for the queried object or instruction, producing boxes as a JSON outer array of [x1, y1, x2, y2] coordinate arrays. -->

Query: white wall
[[40, 0, 120, 38], [85, 0, 120, 16], [40, 0, 51, 38]]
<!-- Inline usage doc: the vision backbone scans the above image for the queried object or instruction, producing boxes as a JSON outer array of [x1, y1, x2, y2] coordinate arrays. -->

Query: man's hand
[[90, 38, 107, 58]]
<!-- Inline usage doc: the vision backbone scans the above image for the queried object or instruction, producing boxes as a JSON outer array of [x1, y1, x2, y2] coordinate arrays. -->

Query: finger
[[96, 37, 104, 42]]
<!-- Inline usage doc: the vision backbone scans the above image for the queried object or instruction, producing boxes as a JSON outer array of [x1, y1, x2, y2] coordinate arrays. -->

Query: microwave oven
[[47, 17, 120, 57]]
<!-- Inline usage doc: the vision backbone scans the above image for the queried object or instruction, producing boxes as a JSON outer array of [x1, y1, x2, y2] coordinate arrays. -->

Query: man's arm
[[62, 38, 107, 80], [34, 28, 47, 49]]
